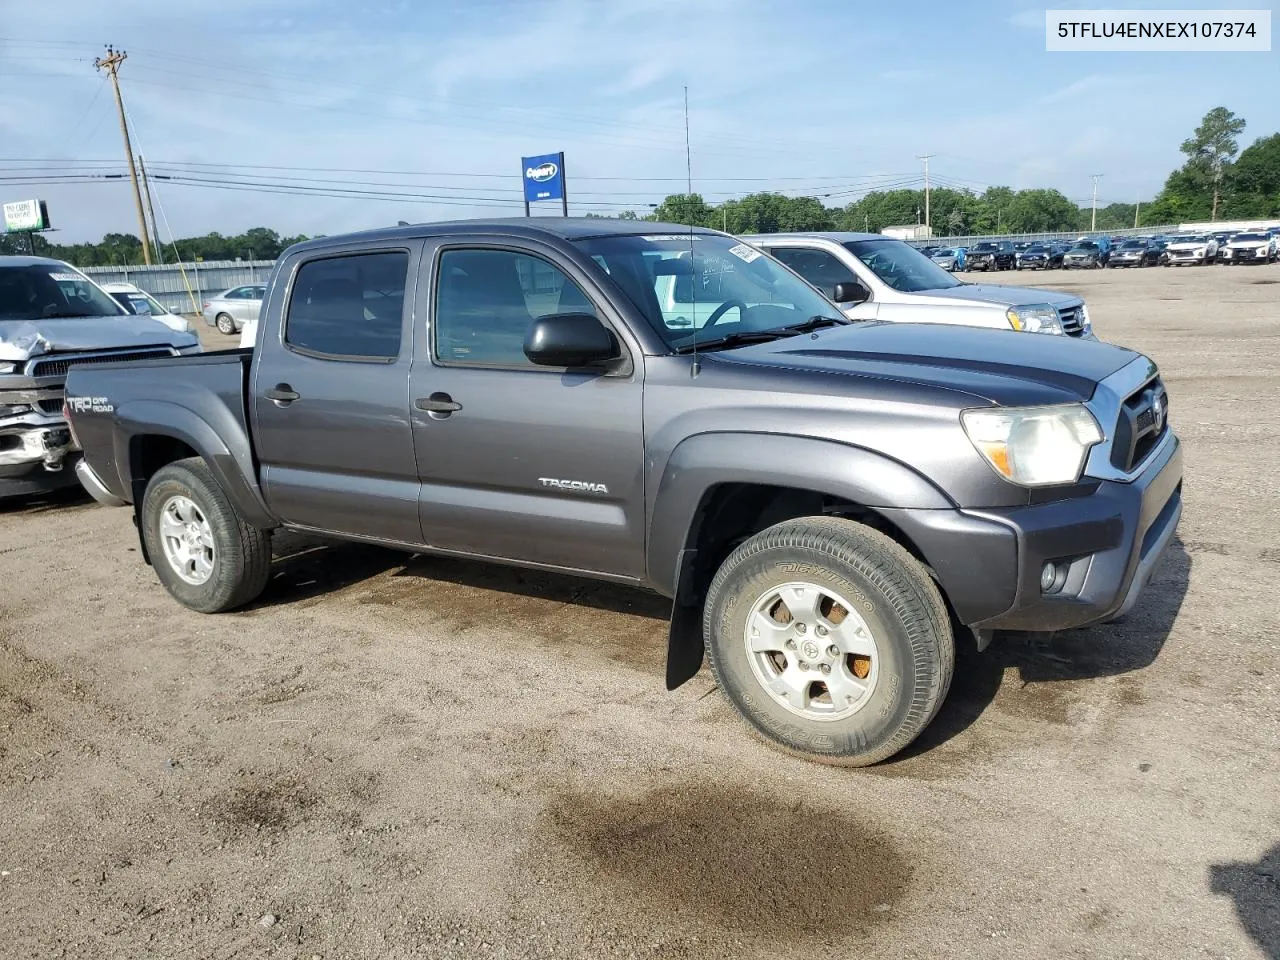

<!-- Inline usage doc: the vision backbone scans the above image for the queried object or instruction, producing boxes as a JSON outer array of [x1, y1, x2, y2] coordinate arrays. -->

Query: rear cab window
[[284, 251, 409, 360]]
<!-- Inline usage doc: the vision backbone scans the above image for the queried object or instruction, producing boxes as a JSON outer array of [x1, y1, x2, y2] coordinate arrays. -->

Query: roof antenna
[[685, 85, 700, 378]]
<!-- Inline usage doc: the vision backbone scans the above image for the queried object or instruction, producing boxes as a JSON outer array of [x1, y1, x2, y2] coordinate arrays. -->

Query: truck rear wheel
[[142, 457, 271, 613], [703, 516, 954, 766]]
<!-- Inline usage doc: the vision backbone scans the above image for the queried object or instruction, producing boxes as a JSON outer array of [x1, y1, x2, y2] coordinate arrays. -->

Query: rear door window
[[285, 251, 408, 360]]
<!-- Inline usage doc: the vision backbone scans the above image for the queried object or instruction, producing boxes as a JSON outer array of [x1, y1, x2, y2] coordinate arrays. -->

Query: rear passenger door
[[252, 244, 423, 542], [408, 239, 646, 579]]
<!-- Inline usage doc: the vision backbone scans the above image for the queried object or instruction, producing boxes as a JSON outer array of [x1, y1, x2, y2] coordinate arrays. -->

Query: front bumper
[[886, 433, 1182, 632], [1227, 248, 1269, 262]]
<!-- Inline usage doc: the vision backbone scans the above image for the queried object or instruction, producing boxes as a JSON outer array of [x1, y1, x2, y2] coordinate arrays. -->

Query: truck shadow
[[259, 534, 1191, 763], [0, 484, 91, 516], [258, 531, 671, 623], [1209, 843, 1280, 958], [885, 538, 1192, 762]]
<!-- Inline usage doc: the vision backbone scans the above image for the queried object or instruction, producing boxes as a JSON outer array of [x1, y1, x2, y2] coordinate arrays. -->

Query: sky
[[0, 0, 1277, 244]]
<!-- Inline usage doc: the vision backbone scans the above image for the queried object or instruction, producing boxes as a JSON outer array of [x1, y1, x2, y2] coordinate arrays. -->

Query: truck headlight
[[1006, 304, 1065, 335], [961, 403, 1103, 486], [0, 402, 31, 417], [0, 362, 15, 375]]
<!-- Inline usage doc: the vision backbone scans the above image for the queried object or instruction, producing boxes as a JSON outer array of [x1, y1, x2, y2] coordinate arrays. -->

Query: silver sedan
[[201, 283, 265, 335]]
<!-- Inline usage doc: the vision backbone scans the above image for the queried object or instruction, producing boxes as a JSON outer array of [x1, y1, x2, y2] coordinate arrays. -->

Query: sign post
[[521, 152, 567, 217]]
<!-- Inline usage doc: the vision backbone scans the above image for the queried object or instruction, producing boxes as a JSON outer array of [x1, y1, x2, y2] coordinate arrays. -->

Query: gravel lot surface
[[2, 262, 1278, 959]]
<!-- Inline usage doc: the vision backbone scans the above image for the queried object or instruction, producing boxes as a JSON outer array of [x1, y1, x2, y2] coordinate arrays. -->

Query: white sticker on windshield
[[642, 234, 702, 242], [727, 243, 762, 263], [49, 273, 83, 281]]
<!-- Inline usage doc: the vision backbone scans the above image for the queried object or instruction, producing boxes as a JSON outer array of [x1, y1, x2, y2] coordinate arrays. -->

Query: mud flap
[[665, 547, 705, 689]]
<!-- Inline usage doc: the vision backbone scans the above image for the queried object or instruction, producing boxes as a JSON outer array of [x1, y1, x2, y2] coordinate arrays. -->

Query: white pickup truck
[[742, 231, 1095, 340]]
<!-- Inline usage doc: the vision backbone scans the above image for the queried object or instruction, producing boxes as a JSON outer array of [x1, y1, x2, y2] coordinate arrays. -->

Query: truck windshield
[[110, 290, 167, 316], [0, 263, 127, 321], [573, 233, 844, 351], [842, 239, 962, 292]]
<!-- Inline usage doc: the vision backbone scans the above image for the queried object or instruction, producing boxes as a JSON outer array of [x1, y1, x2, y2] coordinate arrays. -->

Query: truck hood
[[713, 321, 1135, 406], [1166, 241, 1206, 250], [0, 315, 199, 362], [909, 283, 1081, 309]]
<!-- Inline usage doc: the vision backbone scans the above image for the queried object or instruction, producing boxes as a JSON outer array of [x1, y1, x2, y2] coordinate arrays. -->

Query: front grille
[[38, 398, 64, 414], [26, 348, 176, 379], [1056, 305, 1085, 337], [1110, 378, 1169, 472]]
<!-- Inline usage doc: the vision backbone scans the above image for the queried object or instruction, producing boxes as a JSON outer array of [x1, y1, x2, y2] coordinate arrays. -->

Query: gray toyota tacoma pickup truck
[[64, 219, 1182, 765]]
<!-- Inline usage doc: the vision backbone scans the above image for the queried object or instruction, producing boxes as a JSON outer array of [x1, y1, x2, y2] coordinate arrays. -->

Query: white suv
[[742, 232, 1095, 339]]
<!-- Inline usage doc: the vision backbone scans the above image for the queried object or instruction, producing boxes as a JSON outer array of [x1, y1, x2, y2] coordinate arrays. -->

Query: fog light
[[1041, 560, 1072, 595], [1040, 563, 1058, 592]]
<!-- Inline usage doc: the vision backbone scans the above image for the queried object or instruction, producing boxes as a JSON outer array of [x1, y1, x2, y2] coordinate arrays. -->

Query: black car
[[1143, 240, 1169, 266], [1110, 239, 1150, 268], [967, 240, 1016, 271], [1016, 243, 1063, 270]]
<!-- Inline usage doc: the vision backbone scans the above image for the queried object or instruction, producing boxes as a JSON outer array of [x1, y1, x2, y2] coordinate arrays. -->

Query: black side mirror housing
[[524, 313, 619, 367], [832, 281, 870, 304]]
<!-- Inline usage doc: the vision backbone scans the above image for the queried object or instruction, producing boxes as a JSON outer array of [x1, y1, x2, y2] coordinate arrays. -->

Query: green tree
[[649, 193, 714, 226], [1180, 107, 1246, 219], [1004, 188, 1080, 232], [1224, 133, 1280, 218]]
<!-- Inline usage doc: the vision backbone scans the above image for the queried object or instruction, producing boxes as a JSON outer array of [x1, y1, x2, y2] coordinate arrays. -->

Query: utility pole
[[1134, 191, 1141, 229], [137, 155, 163, 264], [94, 46, 152, 265], [918, 154, 935, 235], [1089, 173, 1102, 232]]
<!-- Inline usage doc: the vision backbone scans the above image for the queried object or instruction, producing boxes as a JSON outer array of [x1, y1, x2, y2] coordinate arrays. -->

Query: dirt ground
[[2, 262, 1278, 960]]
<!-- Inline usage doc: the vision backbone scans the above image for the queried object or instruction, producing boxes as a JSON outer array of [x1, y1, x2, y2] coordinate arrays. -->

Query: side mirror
[[832, 281, 870, 304], [524, 313, 619, 367]]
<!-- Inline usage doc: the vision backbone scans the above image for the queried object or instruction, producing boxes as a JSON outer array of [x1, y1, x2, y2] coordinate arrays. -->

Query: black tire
[[703, 516, 954, 766], [215, 313, 236, 336], [141, 457, 271, 613]]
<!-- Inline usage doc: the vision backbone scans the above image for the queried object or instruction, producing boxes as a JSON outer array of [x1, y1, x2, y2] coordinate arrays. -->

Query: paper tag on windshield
[[727, 243, 762, 263], [49, 273, 82, 281], [642, 234, 702, 242]]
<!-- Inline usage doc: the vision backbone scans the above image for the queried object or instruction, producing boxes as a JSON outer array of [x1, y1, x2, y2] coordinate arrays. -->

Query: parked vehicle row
[[918, 226, 1279, 270], [63, 217, 1181, 768]]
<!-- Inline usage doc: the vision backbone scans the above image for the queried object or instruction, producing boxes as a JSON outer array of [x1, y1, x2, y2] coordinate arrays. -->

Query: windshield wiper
[[672, 316, 849, 355], [781, 315, 850, 333], [672, 329, 791, 354], [38, 311, 97, 319]]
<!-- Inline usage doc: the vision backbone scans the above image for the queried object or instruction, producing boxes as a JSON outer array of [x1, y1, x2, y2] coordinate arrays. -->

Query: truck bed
[[65, 349, 257, 508]]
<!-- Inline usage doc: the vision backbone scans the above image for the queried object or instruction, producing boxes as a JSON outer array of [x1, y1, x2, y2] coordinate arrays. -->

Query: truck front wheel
[[142, 458, 271, 613], [703, 516, 954, 766]]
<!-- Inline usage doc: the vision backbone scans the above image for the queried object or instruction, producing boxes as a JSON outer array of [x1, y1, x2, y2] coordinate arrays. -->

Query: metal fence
[[80, 260, 276, 316]]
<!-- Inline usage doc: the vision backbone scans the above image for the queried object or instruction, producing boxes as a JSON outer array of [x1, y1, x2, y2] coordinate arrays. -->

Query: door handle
[[415, 393, 462, 417], [265, 383, 300, 405]]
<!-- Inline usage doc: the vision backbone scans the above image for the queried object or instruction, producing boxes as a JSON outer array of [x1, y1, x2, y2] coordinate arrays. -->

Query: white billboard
[[3, 199, 50, 233]]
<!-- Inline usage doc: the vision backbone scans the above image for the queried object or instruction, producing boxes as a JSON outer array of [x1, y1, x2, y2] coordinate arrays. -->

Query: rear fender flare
[[115, 399, 275, 530]]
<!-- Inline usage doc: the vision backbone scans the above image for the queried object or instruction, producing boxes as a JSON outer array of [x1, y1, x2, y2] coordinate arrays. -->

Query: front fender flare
[[647, 432, 955, 689]]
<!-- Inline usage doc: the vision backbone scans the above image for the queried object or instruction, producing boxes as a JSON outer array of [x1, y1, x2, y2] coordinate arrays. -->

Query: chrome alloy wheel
[[158, 495, 216, 585], [743, 581, 880, 721]]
